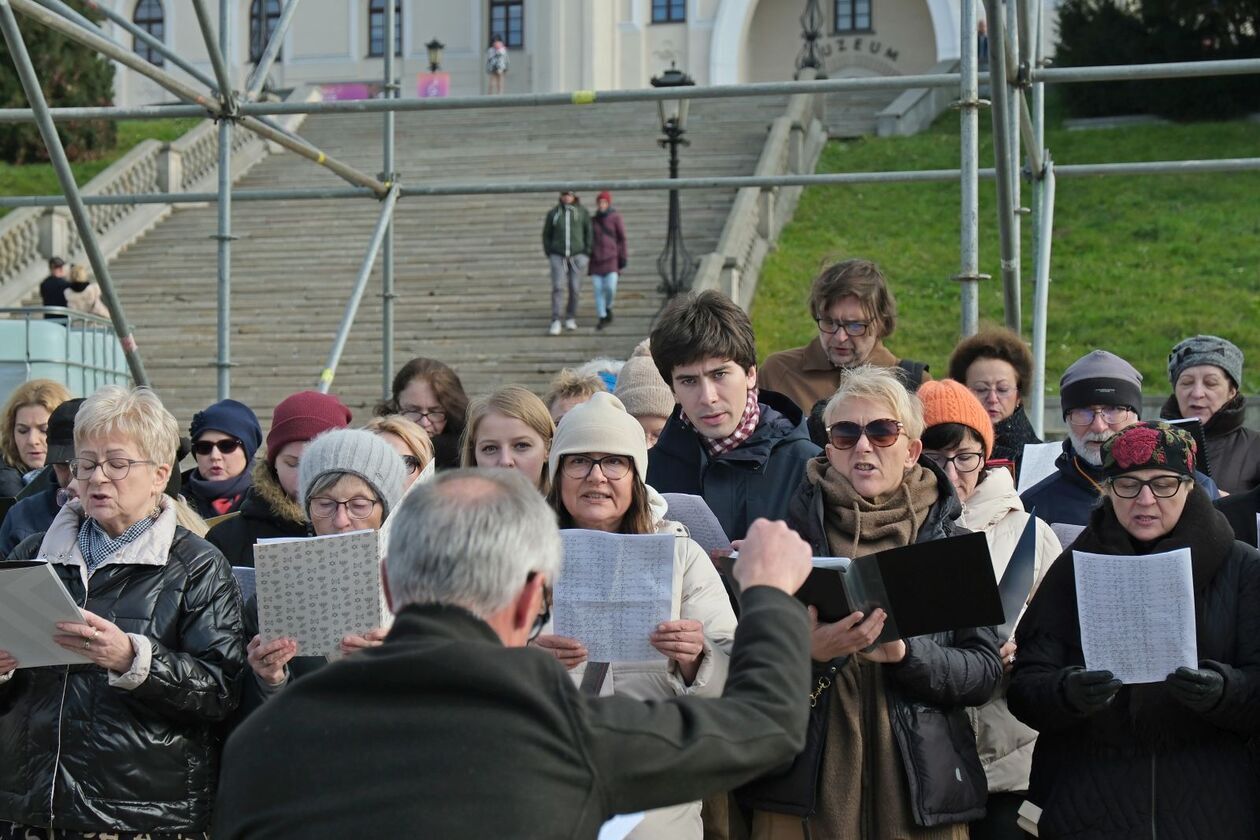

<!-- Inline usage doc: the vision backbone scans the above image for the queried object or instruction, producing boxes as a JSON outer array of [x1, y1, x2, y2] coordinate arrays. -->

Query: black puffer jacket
[[206, 461, 307, 568], [0, 504, 246, 833], [0, 463, 25, 497], [1161, 393, 1260, 495], [763, 458, 1001, 826], [1009, 489, 1260, 839]]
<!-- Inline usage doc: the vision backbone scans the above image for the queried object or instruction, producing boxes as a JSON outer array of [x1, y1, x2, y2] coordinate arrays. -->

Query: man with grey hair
[[214, 469, 814, 839], [1021, 349, 1219, 526]]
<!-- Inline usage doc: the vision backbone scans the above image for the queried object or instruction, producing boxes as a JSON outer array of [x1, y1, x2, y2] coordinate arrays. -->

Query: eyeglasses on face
[[827, 419, 905, 450], [402, 455, 422, 475], [69, 457, 155, 481], [562, 454, 632, 481], [400, 407, 446, 424], [1107, 475, 1189, 499], [529, 579, 552, 642], [192, 438, 244, 457], [1066, 406, 1133, 427], [815, 318, 870, 337], [969, 383, 1017, 400], [309, 496, 380, 520], [924, 451, 985, 473]]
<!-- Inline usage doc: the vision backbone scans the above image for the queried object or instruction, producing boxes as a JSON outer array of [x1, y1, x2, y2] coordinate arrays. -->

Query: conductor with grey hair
[[215, 469, 816, 839]]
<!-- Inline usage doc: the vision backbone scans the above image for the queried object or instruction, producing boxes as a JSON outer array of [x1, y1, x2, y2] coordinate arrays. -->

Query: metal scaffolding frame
[[2, 1, 1257, 417]]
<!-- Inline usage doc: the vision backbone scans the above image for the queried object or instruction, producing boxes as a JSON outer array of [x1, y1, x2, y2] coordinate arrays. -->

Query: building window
[[652, 0, 686, 23], [489, 0, 524, 49], [368, 0, 403, 57], [132, 0, 164, 67], [250, 0, 283, 64], [834, 0, 872, 33]]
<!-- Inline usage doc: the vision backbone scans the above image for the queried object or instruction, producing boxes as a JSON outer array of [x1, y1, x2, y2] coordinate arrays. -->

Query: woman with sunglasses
[[919, 380, 1061, 840], [240, 429, 405, 717], [182, 399, 263, 520], [753, 366, 1000, 839], [536, 392, 737, 839], [1009, 421, 1260, 839]]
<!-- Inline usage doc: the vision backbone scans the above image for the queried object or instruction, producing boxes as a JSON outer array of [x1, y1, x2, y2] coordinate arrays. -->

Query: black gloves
[[1062, 666, 1122, 715], [1165, 663, 1226, 713]]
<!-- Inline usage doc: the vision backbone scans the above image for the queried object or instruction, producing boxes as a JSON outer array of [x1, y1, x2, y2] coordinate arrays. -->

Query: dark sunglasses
[[827, 419, 905, 450], [192, 438, 244, 457]]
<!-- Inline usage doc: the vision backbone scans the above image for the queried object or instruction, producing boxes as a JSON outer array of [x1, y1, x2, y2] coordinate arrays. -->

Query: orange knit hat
[[919, 379, 995, 458]]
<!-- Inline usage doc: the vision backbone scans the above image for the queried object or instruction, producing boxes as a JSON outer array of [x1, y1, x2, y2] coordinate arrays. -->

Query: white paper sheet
[[1073, 548, 1197, 684], [1050, 523, 1085, 550], [812, 556, 852, 571], [1018, 442, 1064, 493], [254, 530, 389, 659], [661, 493, 730, 554], [598, 812, 645, 840], [1255, 514, 1260, 549], [0, 562, 89, 668], [553, 531, 675, 662]]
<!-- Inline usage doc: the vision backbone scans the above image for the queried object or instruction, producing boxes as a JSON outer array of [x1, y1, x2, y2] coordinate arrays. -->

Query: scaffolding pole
[[1029, 154, 1056, 439], [245, 0, 300, 101], [214, 0, 233, 399], [78, 0, 220, 94], [0, 0, 149, 386], [190, 0, 235, 111], [986, 0, 1021, 332], [957, 0, 982, 336], [319, 186, 401, 394], [381, 0, 397, 399]]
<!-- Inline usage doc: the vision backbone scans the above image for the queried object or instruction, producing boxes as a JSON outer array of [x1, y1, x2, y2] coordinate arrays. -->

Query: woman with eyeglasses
[[363, 414, 435, 491], [378, 357, 469, 470], [535, 392, 736, 839], [181, 399, 263, 520], [751, 366, 1000, 839], [240, 429, 405, 716], [1009, 421, 1260, 839], [948, 326, 1042, 470], [461, 385, 556, 493], [919, 380, 1061, 840], [0, 386, 244, 839]]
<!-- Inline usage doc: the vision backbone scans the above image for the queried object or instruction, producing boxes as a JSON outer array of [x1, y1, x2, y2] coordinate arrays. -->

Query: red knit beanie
[[597, 191, 612, 203], [919, 379, 995, 458], [265, 390, 353, 466]]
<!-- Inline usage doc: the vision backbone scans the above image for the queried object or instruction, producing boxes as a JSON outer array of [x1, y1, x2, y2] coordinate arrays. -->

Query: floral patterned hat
[[1101, 420, 1196, 479]]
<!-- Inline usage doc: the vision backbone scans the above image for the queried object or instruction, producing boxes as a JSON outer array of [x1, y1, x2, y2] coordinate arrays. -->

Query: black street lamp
[[650, 64, 696, 299], [426, 38, 445, 73], [795, 0, 827, 79]]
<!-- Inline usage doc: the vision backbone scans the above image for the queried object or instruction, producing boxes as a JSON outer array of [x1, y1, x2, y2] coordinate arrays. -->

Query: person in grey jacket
[[542, 189, 593, 336]]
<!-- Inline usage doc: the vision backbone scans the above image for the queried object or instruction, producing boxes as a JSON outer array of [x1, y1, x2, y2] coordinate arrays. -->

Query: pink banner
[[417, 72, 450, 98]]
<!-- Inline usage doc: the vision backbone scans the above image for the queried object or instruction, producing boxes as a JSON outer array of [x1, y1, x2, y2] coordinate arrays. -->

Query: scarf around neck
[[682, 387, 762, 459], [78, 510, 158, 572], [187, 467, 254, 516], [807, 458, 941, 557]]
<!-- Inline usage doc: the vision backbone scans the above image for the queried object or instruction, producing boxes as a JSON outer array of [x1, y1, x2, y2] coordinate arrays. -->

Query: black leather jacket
[[0, 519, 245, 833]]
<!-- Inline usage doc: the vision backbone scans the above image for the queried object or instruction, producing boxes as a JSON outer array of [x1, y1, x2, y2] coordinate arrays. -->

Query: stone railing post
[[157, 143, 184, 194], [37, 207, 72, 261]]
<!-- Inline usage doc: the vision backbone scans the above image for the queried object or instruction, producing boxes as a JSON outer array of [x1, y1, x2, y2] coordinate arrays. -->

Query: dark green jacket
[[542, 202, 593, 257], [213, 587, 810, 839]]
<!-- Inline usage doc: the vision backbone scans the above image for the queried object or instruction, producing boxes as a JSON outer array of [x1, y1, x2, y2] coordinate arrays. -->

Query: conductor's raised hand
[[532, 634, 588, 670], [808, 607, 886, 662], [732, 518, 812, 595], [0, 650, 17, 677]]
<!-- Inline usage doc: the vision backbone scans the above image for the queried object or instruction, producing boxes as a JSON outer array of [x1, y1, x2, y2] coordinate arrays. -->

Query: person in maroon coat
[[590, 190, 628, 331]]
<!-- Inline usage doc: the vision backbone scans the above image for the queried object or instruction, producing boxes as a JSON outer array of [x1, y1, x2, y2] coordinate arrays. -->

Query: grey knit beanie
[[298, 428, 406, 520], [548, 392, 649, 483], [1059, 349, 1143, 417], [1168, 334, 1243, 389], [614, 354, 676, 420]]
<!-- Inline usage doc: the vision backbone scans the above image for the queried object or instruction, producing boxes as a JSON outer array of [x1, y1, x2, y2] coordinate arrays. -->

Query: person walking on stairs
[[590, 190, 627, 331], [542, 190, 592, 336]]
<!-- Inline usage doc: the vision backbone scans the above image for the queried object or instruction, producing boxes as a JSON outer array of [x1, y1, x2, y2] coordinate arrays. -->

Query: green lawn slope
[[750, 103, 1260, 395], [0, 118, 202, 219]]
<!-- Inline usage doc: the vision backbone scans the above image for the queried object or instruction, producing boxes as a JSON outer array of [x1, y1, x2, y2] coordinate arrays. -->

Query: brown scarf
[[807, 458, 941, 557]]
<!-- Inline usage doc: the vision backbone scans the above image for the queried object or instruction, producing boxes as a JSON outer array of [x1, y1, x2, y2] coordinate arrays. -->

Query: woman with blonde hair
[[461, 385, 555, 493], [64, 264, 110, 319], [0, 378, 71, 496], [364, 414, 435, 491]]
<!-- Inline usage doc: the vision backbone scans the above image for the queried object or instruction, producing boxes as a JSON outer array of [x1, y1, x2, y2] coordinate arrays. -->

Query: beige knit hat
[[548, 392, 649, 483], [614, 354, 675, 420]]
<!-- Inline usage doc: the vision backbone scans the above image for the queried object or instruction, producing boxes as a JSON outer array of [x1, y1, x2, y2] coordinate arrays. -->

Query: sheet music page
[[255, 530, 384, 659], [598, 813, 645, 840], [1018, 442, 1064, 493], [553, 531, 675, 662], [0, 562, 89, 668], [1073, 548, 1197, 684], [661, 493, 730, 553]]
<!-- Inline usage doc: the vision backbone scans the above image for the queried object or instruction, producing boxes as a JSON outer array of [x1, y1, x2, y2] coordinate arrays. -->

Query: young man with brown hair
[[646, 290, 819, 541]]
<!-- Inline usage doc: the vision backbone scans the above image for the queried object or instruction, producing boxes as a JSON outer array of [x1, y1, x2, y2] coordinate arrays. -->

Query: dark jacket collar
[[1053, 437, 1103, 492], [1160, 391, 1246, 439], [654, 388, 811, 469], [386, 602, 504, 647]]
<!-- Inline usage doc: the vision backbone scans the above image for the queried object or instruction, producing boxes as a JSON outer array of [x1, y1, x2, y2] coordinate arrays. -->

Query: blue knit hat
[[190, 399, 263, 461]]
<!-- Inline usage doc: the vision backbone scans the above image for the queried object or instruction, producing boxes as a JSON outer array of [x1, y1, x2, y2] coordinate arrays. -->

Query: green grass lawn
[[750, 102, 1260, 395], [0, 118, 203, 219]]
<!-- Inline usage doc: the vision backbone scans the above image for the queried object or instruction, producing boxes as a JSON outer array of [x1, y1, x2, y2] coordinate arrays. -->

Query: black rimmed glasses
[[1107, 475, 1190, 499], [69, 457, 155, 481], [400, 407, 446, 424], [402, 455, 422, 475], [529, 576, 552, 642], [561, 454, 632, 481], [815, 318, 870, 336], [309, 496, 380, 520], [826, 419, 905, 450], [924, 451, 985, 473]]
